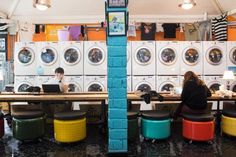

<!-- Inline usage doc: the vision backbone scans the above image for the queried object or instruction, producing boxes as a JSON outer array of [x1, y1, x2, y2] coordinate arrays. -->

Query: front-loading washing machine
[[180, 41, 203, 75], [132, 41, 155, 75], [127, 41, 132, 75], [84, 76, 107, 92], [84, 41, 107, 75], [37, 42, 60, 75], [227, 41, 236, 68], [204, 75, 224, 110], [14, 42, 37, 75], [229, 80, 236, 92], [132, 76, 155, 92], [66, 76, 83, 92], [14, 76, 35, 92], [156, 41, 180, 75], [60, 41, 83, 75], [203, 41, 226, 75], [156, 75, 179, 92]]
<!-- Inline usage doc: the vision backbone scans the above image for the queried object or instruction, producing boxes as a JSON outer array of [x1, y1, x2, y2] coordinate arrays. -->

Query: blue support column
[[106, 4, 128, 155]]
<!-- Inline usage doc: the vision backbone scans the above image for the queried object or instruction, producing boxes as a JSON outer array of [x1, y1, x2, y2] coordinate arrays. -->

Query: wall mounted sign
[[107, 11, 126, 36]]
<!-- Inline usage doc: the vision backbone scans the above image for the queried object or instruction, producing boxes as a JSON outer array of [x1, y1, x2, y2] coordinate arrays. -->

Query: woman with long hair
[[173, 71, 212, 118]]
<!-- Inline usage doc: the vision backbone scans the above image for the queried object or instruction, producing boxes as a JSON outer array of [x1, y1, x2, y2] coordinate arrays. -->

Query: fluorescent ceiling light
[[179, 0, 196, 10], [33, 0, 51, 11]]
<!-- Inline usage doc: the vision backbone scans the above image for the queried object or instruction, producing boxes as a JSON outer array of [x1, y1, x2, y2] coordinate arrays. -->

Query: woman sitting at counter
[[173, 71, 212, 118]]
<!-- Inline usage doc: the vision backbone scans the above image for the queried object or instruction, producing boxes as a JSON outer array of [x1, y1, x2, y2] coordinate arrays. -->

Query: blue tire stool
[[141, 110, 171, 140]]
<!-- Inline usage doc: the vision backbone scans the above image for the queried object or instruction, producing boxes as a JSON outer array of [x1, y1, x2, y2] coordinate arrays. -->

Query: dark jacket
[[181, 80, 212, 110]]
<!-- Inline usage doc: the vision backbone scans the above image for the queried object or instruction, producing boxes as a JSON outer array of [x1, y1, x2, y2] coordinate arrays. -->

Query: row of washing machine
[[14, 41, 236, 77], [14, 75, 236, 93]]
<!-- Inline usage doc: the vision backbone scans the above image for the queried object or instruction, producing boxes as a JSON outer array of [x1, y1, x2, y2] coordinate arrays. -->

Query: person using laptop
[[172, 71, 212, 119], [42, 67, 71, 119], [47, 67, 68, 92]]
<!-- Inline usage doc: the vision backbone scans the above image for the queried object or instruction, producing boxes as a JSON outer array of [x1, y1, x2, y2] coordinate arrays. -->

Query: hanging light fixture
[[33, 0, 51, 11], [179, 0, 196, 10]]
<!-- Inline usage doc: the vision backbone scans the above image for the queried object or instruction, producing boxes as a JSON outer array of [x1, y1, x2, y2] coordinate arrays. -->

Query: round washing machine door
[[17, 83, 32, 92], [208, 82, 221, 94], [206, 47, 223, 65], [88, 82, 104, 92], [183, 47, 199, 66], [40, 47, 58, 65], [159, 47, 177, 65], [135, 83, 152, 92], [63, 47, 81, 65], [229, 47, 236, 65], [18, 47, 35, 65], [230, 82, 236, 92], [159, 82, 175, 92], [135, 47, 152, 65], [68, 83, 81, 92], [87, 47, 105, 65]]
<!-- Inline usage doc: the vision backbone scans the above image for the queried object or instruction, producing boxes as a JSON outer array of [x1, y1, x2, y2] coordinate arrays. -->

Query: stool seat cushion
[[12, 110, 44, 119], [222, 109, 236, 118], [54, 111, 86, 120], [128, 112, 139, 120], [183, 113, 214, 122], [142, 110, 170, 120]]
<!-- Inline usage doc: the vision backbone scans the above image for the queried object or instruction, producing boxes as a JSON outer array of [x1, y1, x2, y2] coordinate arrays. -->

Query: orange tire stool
[[182, 113, 215, 141]]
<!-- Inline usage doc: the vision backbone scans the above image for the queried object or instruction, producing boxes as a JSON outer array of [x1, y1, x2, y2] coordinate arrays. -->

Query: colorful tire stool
[[54, 111, 86, 143], [141, 110, 171, 140], [128, 112, 139, 141], [182, 113, 214, 141], [222, 109, 236, 137], [12, 110, 45, 140], [0, 111, 4, 138]]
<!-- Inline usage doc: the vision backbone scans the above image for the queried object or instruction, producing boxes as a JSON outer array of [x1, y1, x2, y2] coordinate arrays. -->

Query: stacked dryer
[[14, 42, 37, 92], [59, 41, 84, 92], [227, 41, 236, 92], [83, 41, 107, 92], [132, 41, 156, 92], [156, 41, 180, 92], [203, 41, 227, 110]]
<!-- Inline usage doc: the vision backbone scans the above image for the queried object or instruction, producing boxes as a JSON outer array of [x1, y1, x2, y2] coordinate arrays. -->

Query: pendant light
[[33, 0, 51, 11], [179, 0, 196, 10]]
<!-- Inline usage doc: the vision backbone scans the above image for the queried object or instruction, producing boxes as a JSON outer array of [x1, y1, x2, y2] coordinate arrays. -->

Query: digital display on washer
[[18, 48, 33, 64], [41, 48, 55, 64], [136, 48, 151, 63], [64, 48, 79, 64], [88, 48, 103, 64]]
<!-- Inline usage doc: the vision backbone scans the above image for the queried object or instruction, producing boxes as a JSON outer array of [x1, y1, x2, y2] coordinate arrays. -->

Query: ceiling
[[0, 0, 236, 24]]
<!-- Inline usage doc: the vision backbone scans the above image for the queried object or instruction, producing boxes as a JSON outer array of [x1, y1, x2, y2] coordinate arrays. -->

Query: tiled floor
[[1, 120, 236, 157]]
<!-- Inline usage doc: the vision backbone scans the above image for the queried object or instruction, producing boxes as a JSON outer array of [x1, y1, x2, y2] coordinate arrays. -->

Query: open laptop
[[42, 84, 61, 93]]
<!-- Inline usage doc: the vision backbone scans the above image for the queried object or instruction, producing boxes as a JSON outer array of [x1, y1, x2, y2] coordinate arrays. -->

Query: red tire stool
[[182, 113, 215, 142]]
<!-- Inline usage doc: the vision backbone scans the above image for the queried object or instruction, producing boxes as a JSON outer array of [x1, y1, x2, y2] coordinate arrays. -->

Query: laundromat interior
[[1, 0, 236, 156]]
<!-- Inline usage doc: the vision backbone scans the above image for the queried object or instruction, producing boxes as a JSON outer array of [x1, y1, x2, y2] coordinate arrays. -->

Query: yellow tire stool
[[54, 111, 86, 143], [222, 109, 236, 137]]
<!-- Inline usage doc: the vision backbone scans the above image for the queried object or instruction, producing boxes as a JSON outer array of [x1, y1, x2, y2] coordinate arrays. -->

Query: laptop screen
[[42, 84, 61, 93]]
